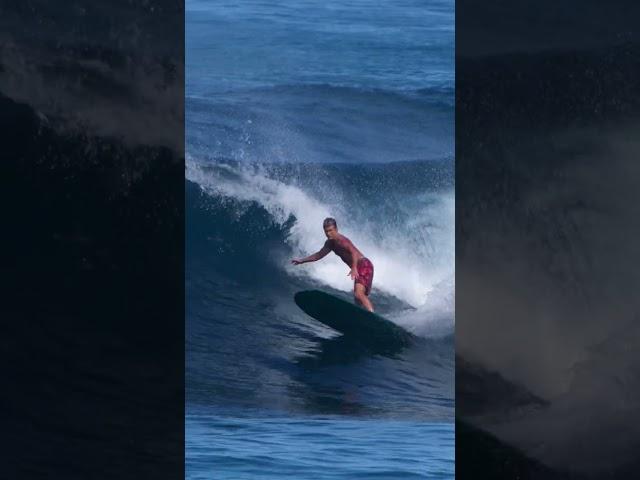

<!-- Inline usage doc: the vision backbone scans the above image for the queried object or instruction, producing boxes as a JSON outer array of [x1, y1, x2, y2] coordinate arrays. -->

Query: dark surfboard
[[294, 290, 414, 350]]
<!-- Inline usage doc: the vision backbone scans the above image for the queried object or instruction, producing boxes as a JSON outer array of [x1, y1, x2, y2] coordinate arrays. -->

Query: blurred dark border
[[456, 1, 640, 478], [2, 1, 184, 478]]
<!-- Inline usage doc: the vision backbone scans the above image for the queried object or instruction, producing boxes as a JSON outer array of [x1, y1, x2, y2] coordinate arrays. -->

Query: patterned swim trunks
[[355, 257, 374, 296]]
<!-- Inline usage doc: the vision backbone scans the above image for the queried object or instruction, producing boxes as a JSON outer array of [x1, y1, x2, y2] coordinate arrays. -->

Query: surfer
[[291, 217, 375, 312]]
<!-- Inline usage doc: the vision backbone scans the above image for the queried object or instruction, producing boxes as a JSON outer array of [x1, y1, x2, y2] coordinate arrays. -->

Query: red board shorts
[[355, 257, 374, 296]]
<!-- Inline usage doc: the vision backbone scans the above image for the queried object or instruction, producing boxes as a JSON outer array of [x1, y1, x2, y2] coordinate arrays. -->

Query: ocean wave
[[187, 157, 454, 323]]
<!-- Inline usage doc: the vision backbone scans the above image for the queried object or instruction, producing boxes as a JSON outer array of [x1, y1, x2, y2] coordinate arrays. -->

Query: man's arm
[[291, 241, 331, 265], [347, 241, 359, 280]]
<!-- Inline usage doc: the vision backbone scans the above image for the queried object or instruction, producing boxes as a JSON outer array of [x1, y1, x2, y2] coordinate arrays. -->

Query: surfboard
[[294, 290, 413, 349]]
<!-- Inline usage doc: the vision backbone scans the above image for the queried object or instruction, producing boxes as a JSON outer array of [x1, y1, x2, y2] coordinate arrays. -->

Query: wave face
[[186, 0, 454, 420], [186, 156, 454, 418]]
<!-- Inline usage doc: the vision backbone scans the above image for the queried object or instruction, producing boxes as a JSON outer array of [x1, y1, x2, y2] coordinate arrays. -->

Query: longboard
[[294, 290, 413, 349]]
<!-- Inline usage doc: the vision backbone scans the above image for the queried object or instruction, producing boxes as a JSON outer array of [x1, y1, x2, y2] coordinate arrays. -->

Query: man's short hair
[[323, 217, 337, 229]]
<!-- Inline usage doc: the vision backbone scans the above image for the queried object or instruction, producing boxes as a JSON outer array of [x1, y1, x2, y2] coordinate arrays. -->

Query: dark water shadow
[[283, 331, 415, 416], [295, 333, 409, 369]]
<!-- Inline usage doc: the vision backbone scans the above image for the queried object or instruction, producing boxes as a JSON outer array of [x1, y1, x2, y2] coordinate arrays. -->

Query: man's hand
[[349, 268, 359, 281], [291, 259, 303, 265]]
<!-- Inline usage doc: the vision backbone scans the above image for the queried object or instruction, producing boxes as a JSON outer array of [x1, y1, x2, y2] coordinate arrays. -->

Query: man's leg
[[354, 283, 374, 312]]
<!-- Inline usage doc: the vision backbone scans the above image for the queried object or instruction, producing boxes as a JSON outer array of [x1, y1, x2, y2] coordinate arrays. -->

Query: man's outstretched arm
[[292, 242, 331, 265]]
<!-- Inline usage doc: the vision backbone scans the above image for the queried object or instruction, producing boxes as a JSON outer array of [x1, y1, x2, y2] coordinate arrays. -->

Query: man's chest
[[331, 238, 351, 255]]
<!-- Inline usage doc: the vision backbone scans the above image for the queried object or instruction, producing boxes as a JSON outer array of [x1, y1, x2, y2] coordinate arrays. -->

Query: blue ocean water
[[186, 0, 454, 477], [187, 411, 454, 479]]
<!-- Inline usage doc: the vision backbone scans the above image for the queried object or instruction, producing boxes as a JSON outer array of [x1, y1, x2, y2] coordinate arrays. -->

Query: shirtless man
[[291, 217, 375, 312]]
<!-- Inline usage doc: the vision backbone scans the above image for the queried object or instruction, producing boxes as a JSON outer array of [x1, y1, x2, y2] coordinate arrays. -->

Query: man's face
[[324, 224, 338, 240]]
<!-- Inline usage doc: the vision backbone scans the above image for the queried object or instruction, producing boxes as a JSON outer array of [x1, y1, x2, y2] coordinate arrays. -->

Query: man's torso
[[327, 235, 364, 266]]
